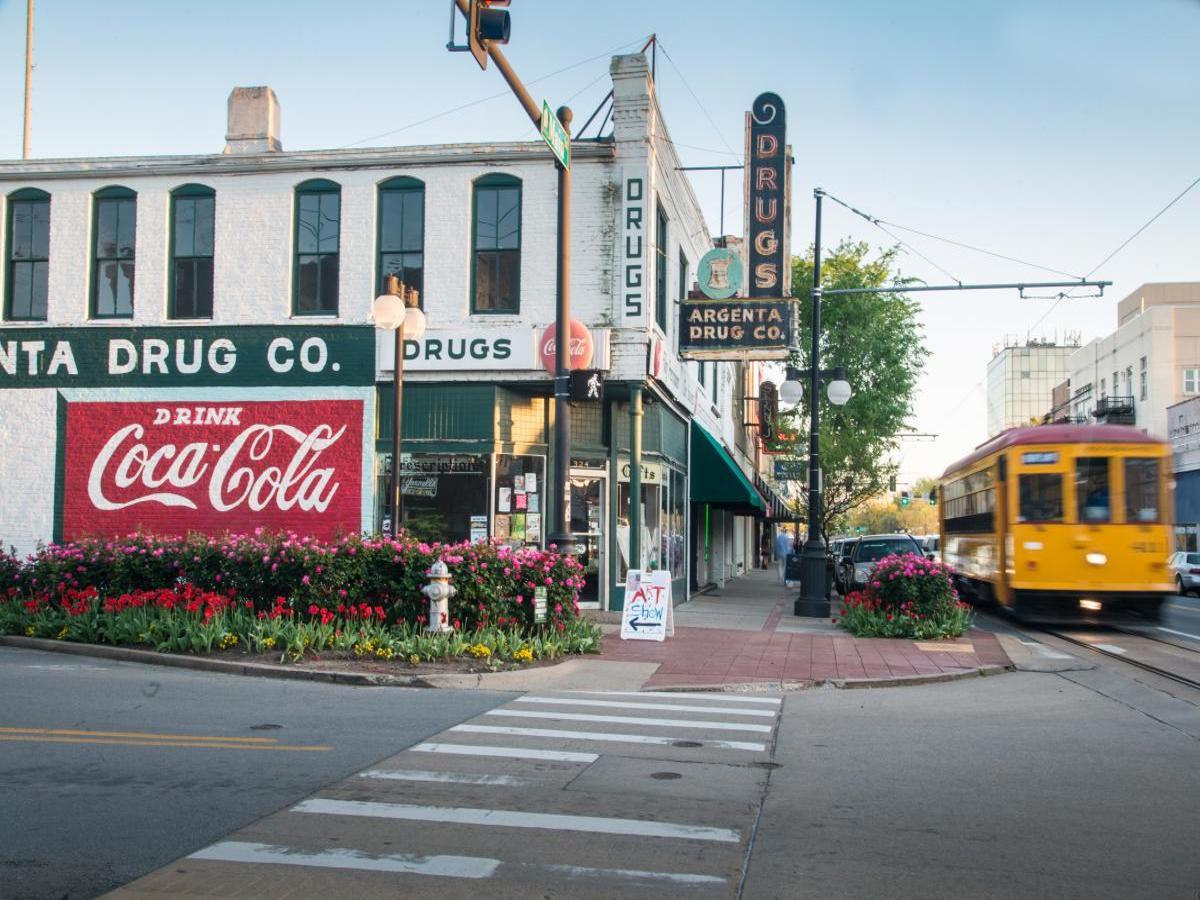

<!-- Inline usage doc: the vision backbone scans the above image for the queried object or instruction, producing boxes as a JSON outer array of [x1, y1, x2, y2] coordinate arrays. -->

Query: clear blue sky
[[3, 0, 1198, 478]]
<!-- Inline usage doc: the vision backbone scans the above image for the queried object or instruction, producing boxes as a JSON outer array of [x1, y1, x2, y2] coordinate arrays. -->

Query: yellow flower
[[262, 636, 276, 649], [467, 643, 492, 659], [25, 626, 35, 636], [56, 626, 69, 640], [408, 653, 421, 666]]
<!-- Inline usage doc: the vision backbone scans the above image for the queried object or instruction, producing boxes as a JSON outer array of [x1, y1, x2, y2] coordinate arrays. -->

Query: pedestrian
[[774, 528, 793, 584]]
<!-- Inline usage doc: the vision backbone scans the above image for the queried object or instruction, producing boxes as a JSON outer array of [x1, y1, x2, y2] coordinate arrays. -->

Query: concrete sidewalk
[[593, 568, 1010, 690]]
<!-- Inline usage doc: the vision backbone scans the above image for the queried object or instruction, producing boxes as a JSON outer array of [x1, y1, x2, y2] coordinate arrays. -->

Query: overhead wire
[[1024, 171, 1200, 339], [338, 35, 647, 149], [823, 192, 962, 284], [656, 41, 742, 162]]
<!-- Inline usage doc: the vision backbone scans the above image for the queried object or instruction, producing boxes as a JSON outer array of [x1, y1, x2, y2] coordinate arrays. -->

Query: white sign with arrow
[[619, 569, 674, 642]]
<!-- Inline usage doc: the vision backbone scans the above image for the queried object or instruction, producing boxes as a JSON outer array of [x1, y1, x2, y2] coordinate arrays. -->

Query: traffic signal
[[928, 488, 938, 506], [468, 0, 511, 70], [758, 381, 778, 443], [898, 490, 911, 508], [888, 475, 897, 492]]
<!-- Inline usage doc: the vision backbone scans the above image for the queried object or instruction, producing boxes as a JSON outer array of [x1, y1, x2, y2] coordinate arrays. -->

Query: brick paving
[[597, 569, 1010, 688]]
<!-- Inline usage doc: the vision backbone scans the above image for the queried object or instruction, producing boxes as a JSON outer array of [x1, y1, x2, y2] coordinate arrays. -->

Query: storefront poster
[[498, 487, 512, 513], [60, 399, 363, 541], [515, 492, 528, 511], [527, 494, 540, 513], [526, 513, 541, 542], [514, 475, 525, 492], [524, 473, 537, 493], [470, 515, 488, 544], [494, 514, 510, 540], [510, 513, 526, 540]]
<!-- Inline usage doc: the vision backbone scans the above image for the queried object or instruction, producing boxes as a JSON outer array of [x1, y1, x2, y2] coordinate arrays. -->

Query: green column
[[629, 384, 643, 571], [607, 399, 619, 610]]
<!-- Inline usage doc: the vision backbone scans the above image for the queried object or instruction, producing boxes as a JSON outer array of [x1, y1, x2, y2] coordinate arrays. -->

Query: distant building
[[1066, 282, 1200, 438], [1168, 396, 1200, 550], [985, 337, 1079, 437]]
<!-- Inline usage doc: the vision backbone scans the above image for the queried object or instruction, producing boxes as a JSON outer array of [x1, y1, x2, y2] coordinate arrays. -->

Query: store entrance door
[[569, 469, 606, 609]]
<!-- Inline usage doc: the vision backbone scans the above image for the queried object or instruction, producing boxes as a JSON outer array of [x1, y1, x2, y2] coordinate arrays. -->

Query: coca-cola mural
[[61, 400, 363, 540]]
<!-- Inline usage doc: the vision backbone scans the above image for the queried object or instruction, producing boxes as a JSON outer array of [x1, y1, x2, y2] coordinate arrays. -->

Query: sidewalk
[[593, 568, 1010, 690]]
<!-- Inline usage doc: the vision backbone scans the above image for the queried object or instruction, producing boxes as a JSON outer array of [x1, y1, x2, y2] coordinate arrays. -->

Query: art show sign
[[620, 569, 674, 642]]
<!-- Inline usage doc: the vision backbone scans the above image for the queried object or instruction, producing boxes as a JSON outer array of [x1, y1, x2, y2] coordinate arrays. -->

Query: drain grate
[[250, 723, 283, 731], [672, 740, 703, 748], [650, 771, 683, 780]]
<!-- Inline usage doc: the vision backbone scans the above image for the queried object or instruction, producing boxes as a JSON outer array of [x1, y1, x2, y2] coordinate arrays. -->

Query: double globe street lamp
[[372, 275, 427, 537], [778, 363, 852, 616]]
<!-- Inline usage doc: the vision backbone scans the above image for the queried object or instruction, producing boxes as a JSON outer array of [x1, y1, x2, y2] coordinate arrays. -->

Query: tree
[[845, 475, 940, 536], [780, 240, 928, 539]]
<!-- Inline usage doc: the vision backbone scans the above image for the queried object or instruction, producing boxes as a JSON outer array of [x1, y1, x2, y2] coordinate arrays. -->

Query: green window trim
[[470, 173, 522, 315], [654, 200, 668, 332], [376, 175, 425, 308], [90, 185, 137, 320], [5, 187, 51, 322], [168, 184, 215, 320], [292, 178, 341, 317]]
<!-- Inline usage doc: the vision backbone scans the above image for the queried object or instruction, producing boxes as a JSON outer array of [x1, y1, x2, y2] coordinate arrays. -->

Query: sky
[[2, 0, 1198, 481]]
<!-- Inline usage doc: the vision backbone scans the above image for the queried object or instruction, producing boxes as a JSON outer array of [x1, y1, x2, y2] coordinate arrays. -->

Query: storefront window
[[392, 454, 488, 543], [669, 468, 686, 579], [616, 462, 662, 579], [493, 454, 545, 547]]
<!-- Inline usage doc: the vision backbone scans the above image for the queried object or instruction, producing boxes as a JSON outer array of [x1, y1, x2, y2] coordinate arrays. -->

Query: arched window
[[377, 176, 424, 307], [5, 187, 50, 321], [293, 178, 341, 315], [91, 186, 137, 319], [170, 184, 215, 319], [471, 173, 521, 314]]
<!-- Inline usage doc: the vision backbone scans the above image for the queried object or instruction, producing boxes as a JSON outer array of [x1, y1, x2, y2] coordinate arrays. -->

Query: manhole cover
[[672, 740, 703, 748], [250, 723, 283, 731], [650, 771, 683, 780]]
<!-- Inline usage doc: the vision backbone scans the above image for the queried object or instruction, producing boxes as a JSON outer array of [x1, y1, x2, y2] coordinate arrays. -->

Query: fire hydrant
[[422, 559, 456, 634]]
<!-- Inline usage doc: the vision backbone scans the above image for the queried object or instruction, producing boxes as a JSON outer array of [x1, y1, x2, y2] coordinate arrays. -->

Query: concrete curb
[[0, 635, 433, 688], [646, 664, 1010, 694]]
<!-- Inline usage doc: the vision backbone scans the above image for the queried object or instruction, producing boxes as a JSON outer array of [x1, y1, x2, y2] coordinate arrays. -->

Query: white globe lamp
[[827, 379, 852, 406], [371, 292, 406, 331], [403, 305, 427, 340], [778, 379, 803, 408]]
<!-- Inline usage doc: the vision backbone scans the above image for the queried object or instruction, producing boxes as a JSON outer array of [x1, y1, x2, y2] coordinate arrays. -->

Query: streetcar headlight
[[1085, 552, 1107, 566], [1079, 598, 1102, 611]]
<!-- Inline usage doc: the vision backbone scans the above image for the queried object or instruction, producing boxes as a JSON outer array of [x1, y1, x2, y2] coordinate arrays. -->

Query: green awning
[[690, 421, 767, 515]]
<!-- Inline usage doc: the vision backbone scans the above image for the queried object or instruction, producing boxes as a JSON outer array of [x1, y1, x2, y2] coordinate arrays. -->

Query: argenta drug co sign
[[0, 325, 374, 388], [678, 298, 793, 360], [59, 399, 364, 541]]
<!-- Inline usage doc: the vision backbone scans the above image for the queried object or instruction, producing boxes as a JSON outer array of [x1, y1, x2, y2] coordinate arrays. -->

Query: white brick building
[[0, 54, 783, 610]]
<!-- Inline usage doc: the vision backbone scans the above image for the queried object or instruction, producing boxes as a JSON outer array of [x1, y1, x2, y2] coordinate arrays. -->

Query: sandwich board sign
[[620, 569, 674, 641]]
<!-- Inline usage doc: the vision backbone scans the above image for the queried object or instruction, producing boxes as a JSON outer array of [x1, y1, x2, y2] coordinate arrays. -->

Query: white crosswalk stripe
[[168, 690, 784, 894]]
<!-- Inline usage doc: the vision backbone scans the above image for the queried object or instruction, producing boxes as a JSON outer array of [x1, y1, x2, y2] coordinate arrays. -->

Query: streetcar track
[[1110, 626, 1200, 656], [1041, 629, 1200, 692]]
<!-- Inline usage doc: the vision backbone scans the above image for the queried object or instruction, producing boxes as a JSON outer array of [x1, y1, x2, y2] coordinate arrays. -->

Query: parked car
[[1167, 551, 1200, 596], [920, 534, 940, 561], [838, 533, 924, 593], [832, 538, 857, 594]]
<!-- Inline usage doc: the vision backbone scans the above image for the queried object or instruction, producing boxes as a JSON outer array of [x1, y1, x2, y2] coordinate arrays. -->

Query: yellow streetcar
[[939, 424, 1172, 623]]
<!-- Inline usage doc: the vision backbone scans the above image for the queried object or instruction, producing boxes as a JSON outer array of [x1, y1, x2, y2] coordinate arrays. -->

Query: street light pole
[[796, 188, 828, 617], [549, 106, 574, 549]]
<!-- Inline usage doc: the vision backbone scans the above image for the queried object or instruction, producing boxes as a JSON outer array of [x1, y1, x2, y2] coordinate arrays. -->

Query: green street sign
[[539, 100, 570, 170]]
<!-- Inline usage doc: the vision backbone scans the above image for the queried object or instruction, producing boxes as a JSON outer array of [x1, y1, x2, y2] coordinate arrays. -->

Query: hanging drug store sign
[[678, 298, 792, 360], [59, 399, 364, 541], [0, 326, 374, 388], [745, 92, 789, 297]]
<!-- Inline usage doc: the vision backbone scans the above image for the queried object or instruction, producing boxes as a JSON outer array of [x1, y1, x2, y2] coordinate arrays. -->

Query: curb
[[644, 664, 1010, 694], [0, 636, 433, 688]]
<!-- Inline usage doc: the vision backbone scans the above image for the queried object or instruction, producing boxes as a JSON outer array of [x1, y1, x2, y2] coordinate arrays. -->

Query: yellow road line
[[0, 735, 332, 752], [0, 726, 278, 743]]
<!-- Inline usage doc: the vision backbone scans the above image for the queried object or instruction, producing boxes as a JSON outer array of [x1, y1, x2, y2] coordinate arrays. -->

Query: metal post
[[548, 106, 574, 549], [23, 0, 34, 159], [388, 276, 406, 536], [796, 189, 829, 617], [629, 385, 643, 571]]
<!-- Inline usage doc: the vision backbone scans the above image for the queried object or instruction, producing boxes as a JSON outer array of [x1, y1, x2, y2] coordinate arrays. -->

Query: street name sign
[[539, 100, 570, 170], [773, 458, 806, 481], [619, 569, 674, 642]]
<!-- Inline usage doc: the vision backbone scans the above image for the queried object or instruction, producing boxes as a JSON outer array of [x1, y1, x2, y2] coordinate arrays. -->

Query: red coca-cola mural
[[61, 400, 363, 540]]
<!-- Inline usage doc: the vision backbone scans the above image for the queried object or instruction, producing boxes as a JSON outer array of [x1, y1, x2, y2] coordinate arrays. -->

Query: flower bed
[[0, 532, 601, 666], [835, 552, 972, 640]]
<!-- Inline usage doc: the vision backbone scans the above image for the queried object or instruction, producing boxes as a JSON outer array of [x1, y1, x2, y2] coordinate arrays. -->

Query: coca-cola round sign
[[540, 319, 594, 374]]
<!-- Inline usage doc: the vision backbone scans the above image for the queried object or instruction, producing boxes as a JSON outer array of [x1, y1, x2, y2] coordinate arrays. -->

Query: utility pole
[[23, 0, 34, 159], [450, 0, 575, 549]]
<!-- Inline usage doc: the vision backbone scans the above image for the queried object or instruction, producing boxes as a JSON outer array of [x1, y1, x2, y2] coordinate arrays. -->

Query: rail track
[[1041, 627, 1200, 692]]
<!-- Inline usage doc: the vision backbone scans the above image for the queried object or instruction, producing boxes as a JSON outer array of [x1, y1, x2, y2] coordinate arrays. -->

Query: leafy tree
[[780, 240, 928, 539], [844, 475, 940, 536]]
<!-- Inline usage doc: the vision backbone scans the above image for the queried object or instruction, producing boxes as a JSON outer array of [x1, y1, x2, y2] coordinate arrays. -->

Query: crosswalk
[[115, 689, 784, 898]]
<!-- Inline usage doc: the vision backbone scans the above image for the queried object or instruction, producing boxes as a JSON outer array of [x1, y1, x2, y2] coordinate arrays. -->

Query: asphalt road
[[1160, 591, 1200, 643], [0, 646, 513, 900], [744, 669, 1200, 899]]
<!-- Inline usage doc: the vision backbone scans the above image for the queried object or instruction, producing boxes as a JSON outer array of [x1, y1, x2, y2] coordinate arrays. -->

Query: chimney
[[223, 86, 281, 154]]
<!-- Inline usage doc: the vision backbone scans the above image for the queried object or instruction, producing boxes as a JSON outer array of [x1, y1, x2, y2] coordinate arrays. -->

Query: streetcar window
[[1124, 458, 1160, 522], [1019, 474, 1063, 522], [1076, 458, 1111, 523]]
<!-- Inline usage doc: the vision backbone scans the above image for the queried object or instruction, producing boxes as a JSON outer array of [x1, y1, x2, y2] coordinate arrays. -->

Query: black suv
[[837, 533, 924, 594]]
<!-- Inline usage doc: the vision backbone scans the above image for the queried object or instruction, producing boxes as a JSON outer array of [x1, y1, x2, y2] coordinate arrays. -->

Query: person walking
[[774, 528, 794, 585]]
